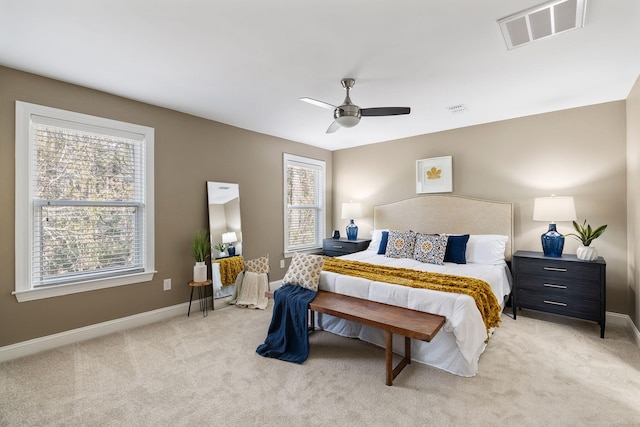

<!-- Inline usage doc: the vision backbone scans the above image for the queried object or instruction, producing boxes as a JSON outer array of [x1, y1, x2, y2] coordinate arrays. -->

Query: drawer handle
[[544, 300, 567, 307], [333, 245, 343, 249], [543, 283, 567, 289], [543, 267, 567, 272]]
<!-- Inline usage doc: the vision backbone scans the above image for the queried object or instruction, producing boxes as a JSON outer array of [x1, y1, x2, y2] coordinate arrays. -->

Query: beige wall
[[627, 75, 640, 329], [333, 102, 629, 315], [0, 64, 633, 348], [0, 66, 332, 347]]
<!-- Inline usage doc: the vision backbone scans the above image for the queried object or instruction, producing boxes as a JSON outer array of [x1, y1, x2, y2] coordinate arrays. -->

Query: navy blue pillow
[[377, 231, 389, 254], [444, 234, 470, 264]]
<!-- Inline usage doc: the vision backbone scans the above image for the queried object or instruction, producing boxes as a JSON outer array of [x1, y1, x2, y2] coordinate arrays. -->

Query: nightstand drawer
[[517, 257, 602, 282], [324, 247, 352, 256], [323, 238, 370, 257], [518, 289, 600, 321], [516, 275, 600, 300]]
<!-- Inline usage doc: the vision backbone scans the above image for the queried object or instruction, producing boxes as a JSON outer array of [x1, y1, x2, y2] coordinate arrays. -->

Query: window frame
[[14, 101, 155, 302], [283, 153, 326, 256]]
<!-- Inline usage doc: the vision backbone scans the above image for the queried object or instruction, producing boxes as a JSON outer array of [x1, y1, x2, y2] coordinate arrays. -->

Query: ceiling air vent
[[498, 0, 587, 50], [447, 104, 467, 114]]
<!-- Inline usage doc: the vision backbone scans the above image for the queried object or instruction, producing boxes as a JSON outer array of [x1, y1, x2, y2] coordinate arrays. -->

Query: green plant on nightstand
[[213, 242, 226, 255], [564, 220, 607, 261], [192, 230, 211, 282]]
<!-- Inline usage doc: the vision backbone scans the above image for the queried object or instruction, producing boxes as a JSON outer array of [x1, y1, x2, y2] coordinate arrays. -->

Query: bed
[[316, 195, 514, 377]]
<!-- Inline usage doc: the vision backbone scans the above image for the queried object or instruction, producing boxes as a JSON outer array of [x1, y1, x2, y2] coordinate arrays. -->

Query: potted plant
[[564, 220, 607, 261], [191, 230, 211, 282], [214, 243, 226, 258]]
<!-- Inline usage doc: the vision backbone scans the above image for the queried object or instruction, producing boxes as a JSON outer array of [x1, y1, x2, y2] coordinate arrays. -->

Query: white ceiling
[[1, 0, 639, 151]]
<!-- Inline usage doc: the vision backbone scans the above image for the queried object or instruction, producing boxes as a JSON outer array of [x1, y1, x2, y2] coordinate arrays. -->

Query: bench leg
[[405, 336, 411, 366], [385, 332, 412, 386], [308, 308, 315, 332]]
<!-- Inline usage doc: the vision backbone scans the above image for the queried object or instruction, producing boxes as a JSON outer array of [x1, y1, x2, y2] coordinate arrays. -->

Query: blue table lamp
[[533, 195, 576, 257], [222, 231, 238, 256], [341, 202, 362, 241]]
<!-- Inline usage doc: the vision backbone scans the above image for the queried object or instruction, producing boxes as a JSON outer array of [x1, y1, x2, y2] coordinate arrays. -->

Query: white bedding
[[316, 249, 512, 377]]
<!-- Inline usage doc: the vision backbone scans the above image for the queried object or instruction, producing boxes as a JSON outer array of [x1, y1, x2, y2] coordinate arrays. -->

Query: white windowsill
[[284, 248, 323, 258], [13, 271, 156, 302]]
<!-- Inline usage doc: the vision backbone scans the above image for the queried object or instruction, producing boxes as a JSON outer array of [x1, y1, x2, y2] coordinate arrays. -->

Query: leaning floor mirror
[[207, 181, 242, 299]]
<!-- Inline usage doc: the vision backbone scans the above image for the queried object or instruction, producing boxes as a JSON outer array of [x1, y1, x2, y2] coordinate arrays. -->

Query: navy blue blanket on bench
[[256, 285, 317, 364]]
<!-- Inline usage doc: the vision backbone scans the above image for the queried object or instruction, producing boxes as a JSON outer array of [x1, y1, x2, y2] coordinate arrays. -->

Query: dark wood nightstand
[[323, 238, 371, 257], [512, 250, 606, 338]]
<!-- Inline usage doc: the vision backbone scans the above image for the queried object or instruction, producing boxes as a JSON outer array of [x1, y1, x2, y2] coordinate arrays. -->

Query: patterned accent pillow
[[282, 252, 325, 291], [244, 256, 270, 274], [385, 230, 416, 259], [413, 233, 448, 265]]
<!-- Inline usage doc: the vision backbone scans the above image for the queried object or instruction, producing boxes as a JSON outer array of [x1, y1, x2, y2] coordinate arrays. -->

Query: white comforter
[[317, 249, 512, 376]]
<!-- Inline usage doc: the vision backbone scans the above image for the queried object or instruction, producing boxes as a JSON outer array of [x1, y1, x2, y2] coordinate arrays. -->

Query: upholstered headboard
[[373, 195, 514, 261]]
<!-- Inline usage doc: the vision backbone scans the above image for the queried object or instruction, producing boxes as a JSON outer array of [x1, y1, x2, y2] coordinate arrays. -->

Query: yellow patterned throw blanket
[[213, 256, 244, 286], [322, 258, 502, 334]]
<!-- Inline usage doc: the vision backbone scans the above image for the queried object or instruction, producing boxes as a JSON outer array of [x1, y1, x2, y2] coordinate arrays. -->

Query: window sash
[[32, 200, 144, 287], [32, 118, 145, 204]]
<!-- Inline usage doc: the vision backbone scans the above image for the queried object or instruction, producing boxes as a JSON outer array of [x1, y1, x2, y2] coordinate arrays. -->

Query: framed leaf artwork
[[416, 156, 453, 194]]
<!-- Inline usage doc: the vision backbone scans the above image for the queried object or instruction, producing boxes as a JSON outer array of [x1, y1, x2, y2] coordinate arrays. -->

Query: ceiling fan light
[[335, 115, 360, 128]]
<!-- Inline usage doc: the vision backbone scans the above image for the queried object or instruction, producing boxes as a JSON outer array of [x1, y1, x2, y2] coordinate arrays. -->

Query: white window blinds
[[284, 154, 325, 253], [31, 117, 145, 286]]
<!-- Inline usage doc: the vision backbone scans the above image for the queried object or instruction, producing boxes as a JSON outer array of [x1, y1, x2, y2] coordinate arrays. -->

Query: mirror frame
[[207, 181, 242, 260]]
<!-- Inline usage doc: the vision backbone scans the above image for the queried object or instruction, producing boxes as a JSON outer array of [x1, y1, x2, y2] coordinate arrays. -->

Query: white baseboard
[[2, 298, 637, 364], [606, 311, 640, 348], [0, 280, 283, 363], [0, 302, 189, 363], [269, 279, 283, 291]]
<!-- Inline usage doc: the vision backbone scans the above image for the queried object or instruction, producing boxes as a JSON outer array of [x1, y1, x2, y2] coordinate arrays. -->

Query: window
[[14, 101, 155, 302], [283, 154, 326, 254]]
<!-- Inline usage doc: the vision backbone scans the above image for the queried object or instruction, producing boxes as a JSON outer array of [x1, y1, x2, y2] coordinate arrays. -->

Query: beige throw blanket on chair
[[232, 271, 269, 309]]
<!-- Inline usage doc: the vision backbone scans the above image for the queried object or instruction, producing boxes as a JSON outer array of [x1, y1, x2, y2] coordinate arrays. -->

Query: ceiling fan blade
[[300, 97, 336, 110], [326, 121, 340, 133], [360, 107, 411, 117]]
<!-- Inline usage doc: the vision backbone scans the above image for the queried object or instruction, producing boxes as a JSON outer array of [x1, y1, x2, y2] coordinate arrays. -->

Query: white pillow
[[466, 234, 508, 264], [367, 229, 389, 251]]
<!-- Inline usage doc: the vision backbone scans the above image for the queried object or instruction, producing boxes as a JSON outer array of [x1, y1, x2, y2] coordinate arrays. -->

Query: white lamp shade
[[341, 202, 362, 219], [533, 196, 576, 223], [222, 232, 238, 244]]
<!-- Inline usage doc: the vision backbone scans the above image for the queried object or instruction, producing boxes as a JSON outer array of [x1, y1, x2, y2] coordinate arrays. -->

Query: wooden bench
[[266, 289, 446, 386]]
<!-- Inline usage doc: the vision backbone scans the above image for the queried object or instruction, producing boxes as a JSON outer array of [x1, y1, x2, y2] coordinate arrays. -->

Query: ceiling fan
[[300, 78, 411, 133]]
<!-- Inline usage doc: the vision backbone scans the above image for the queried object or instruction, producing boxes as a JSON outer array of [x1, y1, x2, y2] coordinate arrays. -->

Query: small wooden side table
[[188, 280, 213, 317]]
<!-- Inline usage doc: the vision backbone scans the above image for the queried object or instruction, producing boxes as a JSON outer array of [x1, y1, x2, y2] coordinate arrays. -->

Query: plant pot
[[576, 245, 598, 261], [193, 261, 207, 282]]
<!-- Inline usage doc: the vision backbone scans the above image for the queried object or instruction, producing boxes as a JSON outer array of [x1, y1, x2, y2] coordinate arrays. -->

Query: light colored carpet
[[1, 302, 639, 426]]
